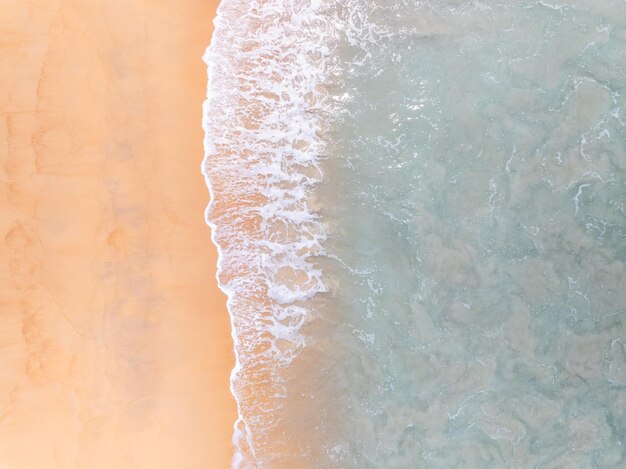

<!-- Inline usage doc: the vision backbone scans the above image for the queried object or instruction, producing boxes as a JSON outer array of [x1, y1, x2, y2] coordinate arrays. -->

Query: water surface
[[204, 1, 626, 466]]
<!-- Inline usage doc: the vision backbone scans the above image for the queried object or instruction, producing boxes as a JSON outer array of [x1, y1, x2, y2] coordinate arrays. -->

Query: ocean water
[[203, 0, 626, 467]]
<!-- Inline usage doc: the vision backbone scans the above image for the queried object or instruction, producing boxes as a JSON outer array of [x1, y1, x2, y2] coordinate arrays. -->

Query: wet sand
[[0, 0, 235, 467]]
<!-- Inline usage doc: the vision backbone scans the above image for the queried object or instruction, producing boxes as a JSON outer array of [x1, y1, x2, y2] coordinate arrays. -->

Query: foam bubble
[[202, 0, 336, 465]]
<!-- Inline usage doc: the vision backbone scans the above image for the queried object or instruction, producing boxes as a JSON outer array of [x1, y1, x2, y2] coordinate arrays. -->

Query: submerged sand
[[0, 0, 234, 467]]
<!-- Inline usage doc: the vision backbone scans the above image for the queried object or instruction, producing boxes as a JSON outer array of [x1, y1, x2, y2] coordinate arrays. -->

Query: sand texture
[[0, 0, 234, 467]]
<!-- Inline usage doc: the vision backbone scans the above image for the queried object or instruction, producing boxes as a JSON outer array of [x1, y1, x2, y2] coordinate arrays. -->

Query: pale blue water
[[204, 0, 626, 467]]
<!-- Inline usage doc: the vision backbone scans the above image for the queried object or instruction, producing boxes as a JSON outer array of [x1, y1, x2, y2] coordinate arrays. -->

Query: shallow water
[[204, 1, 626, 467]]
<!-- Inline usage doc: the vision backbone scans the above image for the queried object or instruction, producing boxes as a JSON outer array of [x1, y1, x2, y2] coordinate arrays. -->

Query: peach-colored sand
[[0, 0, 235, 467]]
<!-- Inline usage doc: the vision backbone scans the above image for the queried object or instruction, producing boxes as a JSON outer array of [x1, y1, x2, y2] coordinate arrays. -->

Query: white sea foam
[[201, 0, 336, 466]]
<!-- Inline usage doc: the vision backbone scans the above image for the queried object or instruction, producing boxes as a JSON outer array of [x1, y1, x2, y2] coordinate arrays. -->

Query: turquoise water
[[204, 0, 626, 467]]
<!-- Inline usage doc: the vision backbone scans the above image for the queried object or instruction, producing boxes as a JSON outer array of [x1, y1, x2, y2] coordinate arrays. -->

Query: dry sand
[[0, 0, 235, 467]]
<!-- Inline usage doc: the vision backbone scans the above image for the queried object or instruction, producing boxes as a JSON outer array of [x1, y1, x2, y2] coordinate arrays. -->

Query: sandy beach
[[0, 0, 235, 467]]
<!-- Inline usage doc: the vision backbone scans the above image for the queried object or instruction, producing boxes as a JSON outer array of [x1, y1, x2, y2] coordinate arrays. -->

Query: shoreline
[[0, 0, 235, 467], [200, 1, 331, 464]]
